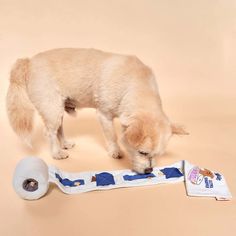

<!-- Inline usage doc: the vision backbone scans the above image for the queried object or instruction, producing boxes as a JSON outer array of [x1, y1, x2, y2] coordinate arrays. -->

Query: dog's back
[[29, 48, 112, 107], [28, 48, 157, 111]]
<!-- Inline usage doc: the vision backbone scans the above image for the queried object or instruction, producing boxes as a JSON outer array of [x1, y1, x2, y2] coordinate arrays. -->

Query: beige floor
[[0, 1, 236, 235]]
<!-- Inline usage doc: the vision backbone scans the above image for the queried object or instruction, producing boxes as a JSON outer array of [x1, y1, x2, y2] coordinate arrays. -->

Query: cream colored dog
[[6, 48, 188, 174]]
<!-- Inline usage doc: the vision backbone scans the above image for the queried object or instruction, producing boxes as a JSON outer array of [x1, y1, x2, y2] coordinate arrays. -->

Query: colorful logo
[[188, 166, 214, 186], [188, 167, 203, 185]]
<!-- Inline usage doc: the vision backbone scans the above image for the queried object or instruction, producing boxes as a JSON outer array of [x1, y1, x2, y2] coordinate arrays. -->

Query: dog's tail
[[6, 58, 34, 147]]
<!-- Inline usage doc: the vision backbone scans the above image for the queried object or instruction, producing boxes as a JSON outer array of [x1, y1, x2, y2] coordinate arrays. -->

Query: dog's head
[[122, 114, 188, 174]]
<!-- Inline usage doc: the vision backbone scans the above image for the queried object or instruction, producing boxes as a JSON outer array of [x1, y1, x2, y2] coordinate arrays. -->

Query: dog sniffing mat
[[13, 157, 232, 201]]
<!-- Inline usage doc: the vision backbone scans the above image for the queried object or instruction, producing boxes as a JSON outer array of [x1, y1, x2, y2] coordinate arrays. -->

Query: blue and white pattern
[[48, 160, 232, 201], [12, 157, 232, 200]]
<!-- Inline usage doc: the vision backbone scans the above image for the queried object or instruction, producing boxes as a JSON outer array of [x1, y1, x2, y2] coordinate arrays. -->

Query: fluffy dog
[[6, 48, 188, 173]]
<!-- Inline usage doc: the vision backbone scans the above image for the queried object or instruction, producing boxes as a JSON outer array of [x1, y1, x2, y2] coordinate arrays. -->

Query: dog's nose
[[144, 167, 153, 174]]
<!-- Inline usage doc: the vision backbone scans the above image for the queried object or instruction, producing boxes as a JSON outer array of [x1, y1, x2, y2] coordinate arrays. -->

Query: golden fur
[[6, 48, 188, 173]]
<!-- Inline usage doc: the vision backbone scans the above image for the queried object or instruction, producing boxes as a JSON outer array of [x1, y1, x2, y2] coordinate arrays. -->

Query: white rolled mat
[[13, 157, 49, 200], [12, 157, 232, 201]]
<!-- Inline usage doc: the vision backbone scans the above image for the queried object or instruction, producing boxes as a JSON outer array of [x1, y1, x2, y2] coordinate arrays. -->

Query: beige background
[[0, 0, 236, 235]]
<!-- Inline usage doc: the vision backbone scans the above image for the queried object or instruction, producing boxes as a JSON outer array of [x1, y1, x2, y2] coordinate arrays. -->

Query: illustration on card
[[188, 166, 214, 186]]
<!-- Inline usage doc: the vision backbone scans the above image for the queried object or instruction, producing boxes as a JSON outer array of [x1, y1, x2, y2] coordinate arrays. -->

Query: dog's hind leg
[[28, 84, 69, 159], [57, 116, 75, 149], [44, 109, 70, 159], [43, 106, 69, 159]]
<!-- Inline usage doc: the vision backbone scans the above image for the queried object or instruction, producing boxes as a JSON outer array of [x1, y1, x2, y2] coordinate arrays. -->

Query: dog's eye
[[138, 151, 149, 156]]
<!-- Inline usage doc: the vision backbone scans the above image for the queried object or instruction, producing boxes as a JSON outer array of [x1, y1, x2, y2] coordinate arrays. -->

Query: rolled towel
[[12, 157, 49, 200]]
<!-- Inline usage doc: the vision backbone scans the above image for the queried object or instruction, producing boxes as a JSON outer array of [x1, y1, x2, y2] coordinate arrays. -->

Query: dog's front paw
[[53, 150, 69, 160], [108, 148, 123, 159], [62, 140, 75, 149]]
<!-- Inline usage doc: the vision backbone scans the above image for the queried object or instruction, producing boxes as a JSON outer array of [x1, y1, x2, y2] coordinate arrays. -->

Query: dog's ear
[[125, 120, 144, 147], [171, 124, 189, 135]]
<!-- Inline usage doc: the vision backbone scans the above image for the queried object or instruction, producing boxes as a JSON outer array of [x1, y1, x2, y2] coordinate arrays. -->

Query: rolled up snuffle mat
[[12, 157, 232, 201], [13, 157, 49, 200]]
